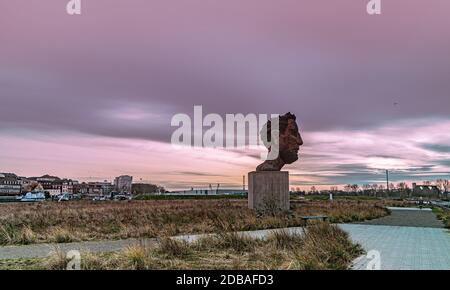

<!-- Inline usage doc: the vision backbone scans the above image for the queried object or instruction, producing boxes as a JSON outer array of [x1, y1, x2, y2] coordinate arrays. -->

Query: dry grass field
[[433, 207, 450, 228], [0, 199, 402, 246], [0, 222, 363, 270]]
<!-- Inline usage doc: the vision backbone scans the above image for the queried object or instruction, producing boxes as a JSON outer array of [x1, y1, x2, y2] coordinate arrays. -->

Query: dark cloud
[[365, 155, 403, 160], [423, 144, 450, 153], [401, 165, 436, 172], [174, 171, 227, 177], [2, 1, 450, 187], [292, 163, 448, 186], [157, 180, 238, 190], [438, 160, 450, 167], [2, 1, 450, 144]]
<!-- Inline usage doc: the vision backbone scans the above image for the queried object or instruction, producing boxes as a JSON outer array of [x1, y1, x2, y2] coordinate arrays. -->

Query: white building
[[114, 175, 133, 193]]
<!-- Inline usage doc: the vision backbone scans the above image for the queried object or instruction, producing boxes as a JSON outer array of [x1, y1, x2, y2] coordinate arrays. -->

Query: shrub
[[45, 248, 70, 270], [290, 222, 363, 270], [47, 227, 76, 243], [123, 245, 149, 270], [0, 224, 17, 245], [267, 229, 303, 250], [158, 238, 191, 258]]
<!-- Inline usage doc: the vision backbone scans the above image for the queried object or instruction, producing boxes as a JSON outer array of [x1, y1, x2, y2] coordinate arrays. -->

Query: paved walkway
[[354, 207, 444, 228], [342, 207, 450, 270]]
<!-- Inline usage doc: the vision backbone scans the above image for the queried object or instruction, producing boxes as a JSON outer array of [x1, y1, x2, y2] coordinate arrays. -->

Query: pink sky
[[1, 1, 450, 190], [1, 117, 449, 190]]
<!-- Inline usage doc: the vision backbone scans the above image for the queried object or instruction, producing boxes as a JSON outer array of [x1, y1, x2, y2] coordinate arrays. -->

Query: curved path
[[342, 207, 450, 270], [355, 207, 444, 228]]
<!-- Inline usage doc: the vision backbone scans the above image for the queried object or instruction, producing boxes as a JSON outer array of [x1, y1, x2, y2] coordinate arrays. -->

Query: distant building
[[412, 183, 441, 198], [62, 179, 78, 194], [74, 182, 89, 195], [41, 180, 62, 196], [87, 182, 103, 196], [114, 175, 133, 193], [86, 181, 114, 196], [29, 175, 62, 196], [0, 173, 22, 196], [99, 181, 114, 195], [18, 177, 33, 193]]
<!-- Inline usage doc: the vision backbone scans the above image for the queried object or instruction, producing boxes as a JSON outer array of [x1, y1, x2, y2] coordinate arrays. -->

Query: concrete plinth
[[248, 171, 289, 212]]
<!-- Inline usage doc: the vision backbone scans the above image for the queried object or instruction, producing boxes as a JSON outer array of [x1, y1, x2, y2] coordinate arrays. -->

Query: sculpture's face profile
[[279, 118, 303, 164], [256, 112, 303, 171]]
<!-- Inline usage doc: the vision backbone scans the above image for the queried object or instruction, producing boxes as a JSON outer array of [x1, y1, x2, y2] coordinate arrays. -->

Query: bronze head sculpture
[[256, 112, 303, 171]]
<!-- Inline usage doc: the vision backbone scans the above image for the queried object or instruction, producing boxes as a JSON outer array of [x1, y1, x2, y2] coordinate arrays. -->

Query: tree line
[[292, 179, 450, 196]]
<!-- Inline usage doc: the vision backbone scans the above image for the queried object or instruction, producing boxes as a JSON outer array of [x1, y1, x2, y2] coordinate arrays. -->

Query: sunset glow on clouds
[[1, 117, 449, 190], [291, 118, 450, 188], [1, 1, 450, 190]]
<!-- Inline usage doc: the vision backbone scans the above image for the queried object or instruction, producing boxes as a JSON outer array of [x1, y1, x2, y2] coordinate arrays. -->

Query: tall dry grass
[[0, 199, 390, 245], [433, 207, 450, 228], [23, 222, 361, 270], [289, 222, 363, 269]]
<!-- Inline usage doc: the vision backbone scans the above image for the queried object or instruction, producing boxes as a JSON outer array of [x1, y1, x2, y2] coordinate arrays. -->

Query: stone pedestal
[[248, 171, 289, 212]]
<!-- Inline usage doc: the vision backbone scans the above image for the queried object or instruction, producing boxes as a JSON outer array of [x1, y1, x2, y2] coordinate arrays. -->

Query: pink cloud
[[1, 117, 449, 190]]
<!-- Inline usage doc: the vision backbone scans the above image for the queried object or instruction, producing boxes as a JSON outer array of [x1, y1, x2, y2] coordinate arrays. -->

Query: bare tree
[[362, 184, 371, 195], [396, 182, 410, 197], [371, 184, 379, 196], [389, 183, 395, 191], [436, 179, 445, 193], [443, 180, 450, 193], [398, 182, 410, 192], [344, 184, 352, 194]]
